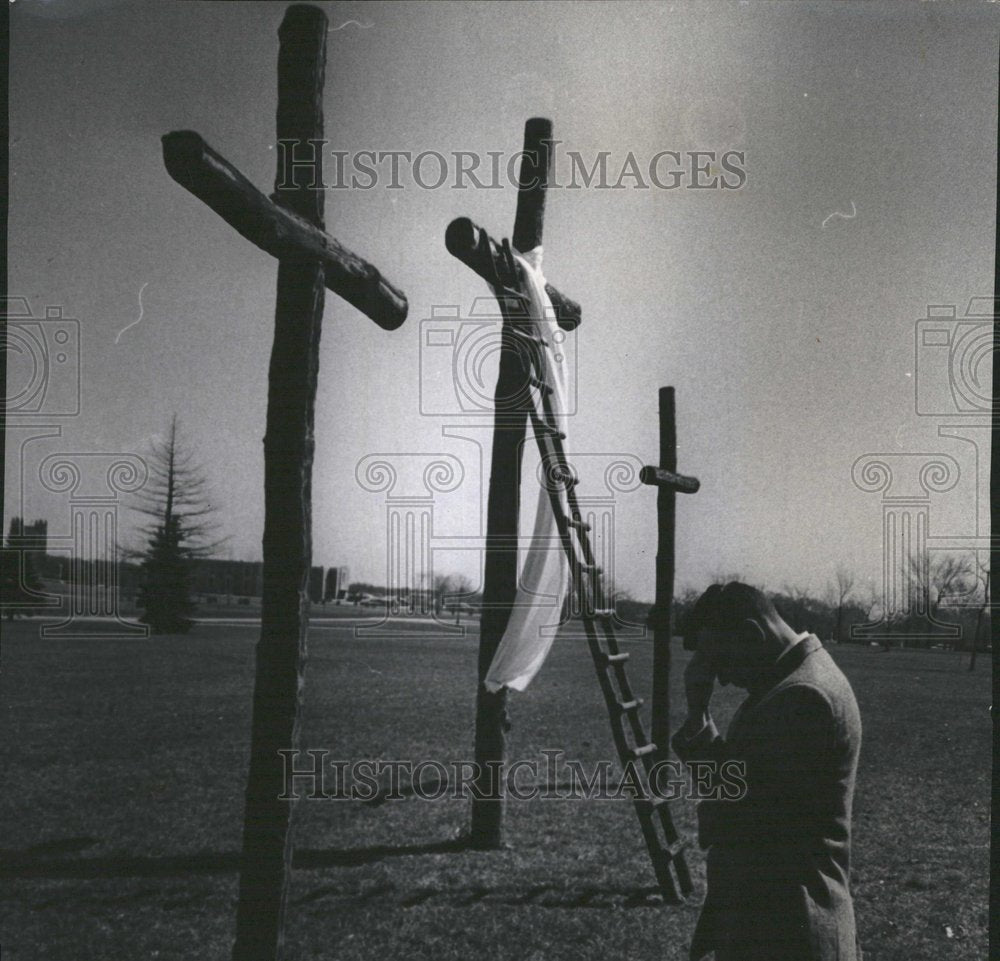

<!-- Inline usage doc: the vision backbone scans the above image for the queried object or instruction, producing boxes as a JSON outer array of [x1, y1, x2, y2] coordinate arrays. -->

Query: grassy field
[[0, 617, 990, 960]]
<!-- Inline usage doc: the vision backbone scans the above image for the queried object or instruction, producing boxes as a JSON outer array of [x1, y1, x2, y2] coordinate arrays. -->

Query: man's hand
[[683, 649, 715, 732]]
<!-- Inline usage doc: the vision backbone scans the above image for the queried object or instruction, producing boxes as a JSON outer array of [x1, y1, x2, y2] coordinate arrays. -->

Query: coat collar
[[747, 633, 823, 701]]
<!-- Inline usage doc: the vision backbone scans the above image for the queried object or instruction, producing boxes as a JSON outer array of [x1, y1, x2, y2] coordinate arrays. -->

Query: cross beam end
[[446, 216, 581, 331], [640, 465, 700, 493]]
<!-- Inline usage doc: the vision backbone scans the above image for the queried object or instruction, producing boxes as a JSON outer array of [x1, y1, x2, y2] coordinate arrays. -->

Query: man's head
[[681, 582, 797, 690]]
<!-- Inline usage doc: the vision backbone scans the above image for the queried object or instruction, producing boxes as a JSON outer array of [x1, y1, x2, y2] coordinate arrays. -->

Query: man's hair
[[681, 581, 780, 650]]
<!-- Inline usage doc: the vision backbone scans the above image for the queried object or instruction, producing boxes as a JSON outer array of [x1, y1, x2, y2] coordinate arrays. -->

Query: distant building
[[7, 518, 48, 573], [324, 565, 350, 603], [191, 559, 263, 600], [190, 558, 348, 606]]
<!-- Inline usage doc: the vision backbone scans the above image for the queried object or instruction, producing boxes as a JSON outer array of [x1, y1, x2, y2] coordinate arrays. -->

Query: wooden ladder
[[502, 309, 694, 902]]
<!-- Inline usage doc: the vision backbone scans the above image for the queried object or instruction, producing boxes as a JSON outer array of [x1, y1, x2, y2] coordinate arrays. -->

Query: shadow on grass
[[1, 836, 683, 910], [293, 880, 676, 910], [0, 837, 471, 880], [363, 779, 594, 807]]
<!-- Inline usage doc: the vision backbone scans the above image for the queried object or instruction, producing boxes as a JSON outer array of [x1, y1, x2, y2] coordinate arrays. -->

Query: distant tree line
[[346, 575, 480, 617], [670, 554, 990, 669]]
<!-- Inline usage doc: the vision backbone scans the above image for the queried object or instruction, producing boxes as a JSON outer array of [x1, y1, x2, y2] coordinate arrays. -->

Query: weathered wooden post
[[641, 387, 699, 763], [231, 11, 327, 958], [446, 117, 580, 849], [989, 51, 999, 949], [161, 5, 407, 958]]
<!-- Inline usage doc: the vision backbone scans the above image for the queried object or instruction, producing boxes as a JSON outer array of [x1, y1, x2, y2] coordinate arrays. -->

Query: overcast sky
[[7, 0, 997, 601]]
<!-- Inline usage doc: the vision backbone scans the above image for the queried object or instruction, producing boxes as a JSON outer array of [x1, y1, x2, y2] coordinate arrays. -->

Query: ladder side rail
[[512, 297, 693, 901]]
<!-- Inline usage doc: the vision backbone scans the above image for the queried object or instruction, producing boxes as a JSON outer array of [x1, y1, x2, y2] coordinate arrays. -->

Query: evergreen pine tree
[[126, 415, 225, 634], [136, 515, 196, 633]]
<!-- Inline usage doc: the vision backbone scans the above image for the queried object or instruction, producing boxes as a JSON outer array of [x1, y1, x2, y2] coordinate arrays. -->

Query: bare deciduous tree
[[832, 565, 855, 644], [445, 573, 476, 623], [906, 551, 974, 621], [860, 580, 881, 621], [432, 573, 453, 616]]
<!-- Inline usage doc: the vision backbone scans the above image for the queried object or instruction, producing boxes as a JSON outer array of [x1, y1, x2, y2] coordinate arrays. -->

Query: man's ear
[[740, 618, 766, 646]]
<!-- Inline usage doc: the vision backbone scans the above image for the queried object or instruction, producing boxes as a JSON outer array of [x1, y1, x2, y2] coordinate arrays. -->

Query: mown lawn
[[0, 617, 990, 960]]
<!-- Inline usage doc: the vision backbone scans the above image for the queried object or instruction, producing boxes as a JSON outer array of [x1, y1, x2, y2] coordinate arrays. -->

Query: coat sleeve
[[671, 715, 726, 763], [675, 684, 839, 850]]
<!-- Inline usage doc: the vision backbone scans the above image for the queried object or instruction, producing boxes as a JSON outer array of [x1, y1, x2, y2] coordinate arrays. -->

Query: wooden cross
[[161, 6, 407, 959], [640, 387, 699, 764], [445, 118, 580, 849]]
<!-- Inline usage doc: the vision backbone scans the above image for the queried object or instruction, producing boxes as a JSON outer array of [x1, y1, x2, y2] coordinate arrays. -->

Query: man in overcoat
[[672, 582, 863, 961]]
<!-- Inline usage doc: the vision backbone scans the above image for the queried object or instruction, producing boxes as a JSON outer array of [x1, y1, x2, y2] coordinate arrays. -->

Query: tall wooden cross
[[161, 6, 407, 960], [640, 387, 700, 763], [445, 118, 580, 848]]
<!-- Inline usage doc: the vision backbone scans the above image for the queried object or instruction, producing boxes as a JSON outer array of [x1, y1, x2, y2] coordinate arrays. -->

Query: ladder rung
[[616, 698, 644, 713], [537, 422, 567, 441], [600, 651, 629, 666], [651, 837, 690, 864], [524, 366, 691, 902], [497, 285, 530, 304], [666, 838, 689, 860]]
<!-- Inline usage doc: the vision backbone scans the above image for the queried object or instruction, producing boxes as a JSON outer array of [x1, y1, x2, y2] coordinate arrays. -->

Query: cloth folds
[[483, 247, 571, 693]]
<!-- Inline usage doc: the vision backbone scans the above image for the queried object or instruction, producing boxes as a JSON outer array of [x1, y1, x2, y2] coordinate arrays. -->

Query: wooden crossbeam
[[162, 131, 407, 330], [639, 465, 700, 494], [445, 216, 580, 331]]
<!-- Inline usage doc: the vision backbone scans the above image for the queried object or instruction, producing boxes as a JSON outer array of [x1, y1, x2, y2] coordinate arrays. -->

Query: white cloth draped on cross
[[484, 247, 572, 693]]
